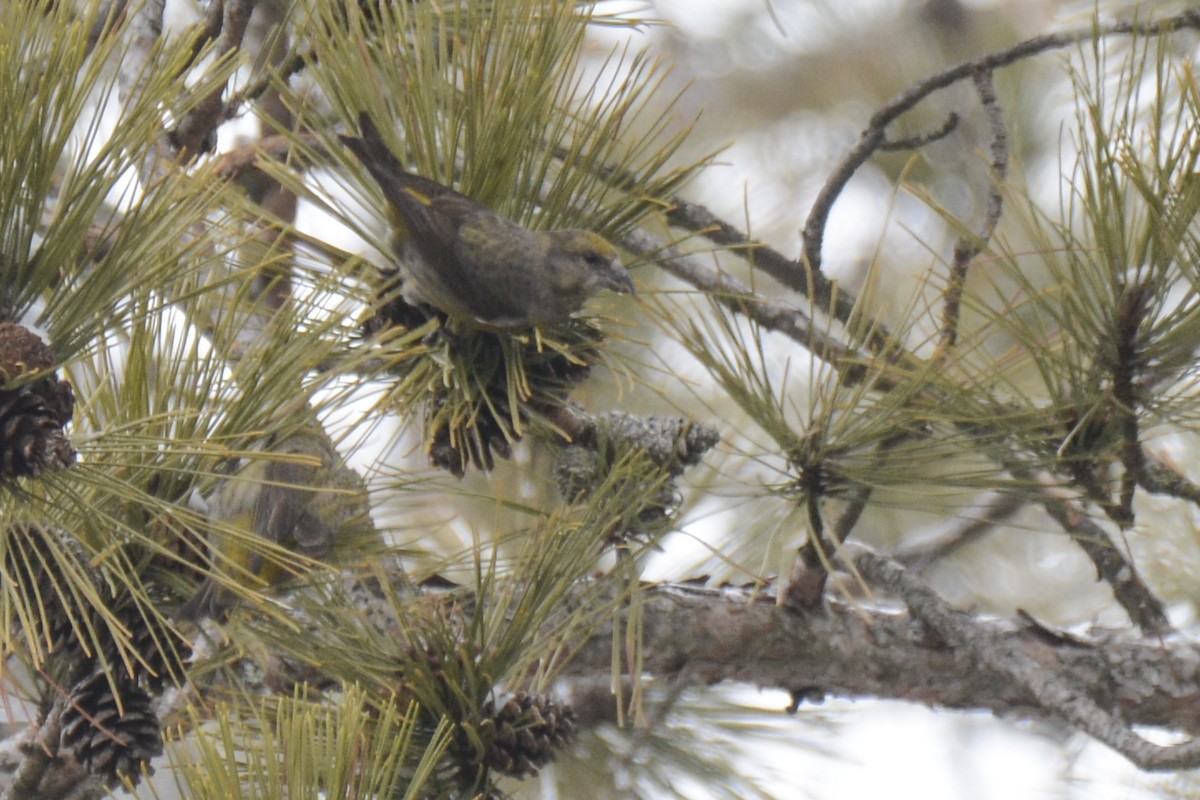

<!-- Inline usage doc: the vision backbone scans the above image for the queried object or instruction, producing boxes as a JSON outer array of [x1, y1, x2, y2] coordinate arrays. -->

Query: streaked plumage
[[340, 114, 634, 328]]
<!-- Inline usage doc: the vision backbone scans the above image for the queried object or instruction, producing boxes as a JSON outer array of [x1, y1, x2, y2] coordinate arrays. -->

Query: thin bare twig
[[1141, 454, 1200, 507], [897, 490, 1026, 568], [171, 0, 260, 157], [211, 131, 323, 179], [938, 67, 1007, 351], [801, 10, 1200, 290], [879, 112, 961, 151], [1020, 466, 1169, 636], [224, 48, 310, 121], [622, 229, 867, 371]]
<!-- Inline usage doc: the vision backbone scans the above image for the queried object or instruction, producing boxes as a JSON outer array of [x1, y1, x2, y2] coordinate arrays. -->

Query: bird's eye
[[583, 251, 606, 267]]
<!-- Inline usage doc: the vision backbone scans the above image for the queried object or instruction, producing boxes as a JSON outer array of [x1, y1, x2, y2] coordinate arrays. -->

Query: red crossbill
[[340, 114, 634, 329], [177, 424, 375, 620]]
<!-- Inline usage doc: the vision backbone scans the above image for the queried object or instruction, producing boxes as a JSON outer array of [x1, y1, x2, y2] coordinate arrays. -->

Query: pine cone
[[582, 413, 721, 477], [482, 692, 576, 779], [59, 672, 163, 788], [3, 524, 96, 682], [36, 373, 76, 427], [364, 282, 608, 477], [554, 413, 720, 542], [428, 411, 512, 476], [0, 387, 76, 476], [0, 321, 56, 377], [104, 591, 188, 691], [0, 322, 75, 478]]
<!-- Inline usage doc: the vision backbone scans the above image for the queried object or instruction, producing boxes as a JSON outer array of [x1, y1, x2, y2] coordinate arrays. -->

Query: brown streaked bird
[[340, 114, 634, 329]]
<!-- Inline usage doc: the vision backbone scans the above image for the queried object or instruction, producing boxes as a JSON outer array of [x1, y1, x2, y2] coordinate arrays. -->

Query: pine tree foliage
[[4, 0, 1200, 798], [0, 0, 716, 797]]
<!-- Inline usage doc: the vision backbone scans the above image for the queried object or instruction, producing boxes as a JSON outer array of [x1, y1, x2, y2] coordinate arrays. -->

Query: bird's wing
[[341, 113, 543, 325], [254, 456, 319, 545], [340, 119, 483, 293], [290, 506, 337, 556], [446, 211, 547, 325], [340, 114, 474, 238]]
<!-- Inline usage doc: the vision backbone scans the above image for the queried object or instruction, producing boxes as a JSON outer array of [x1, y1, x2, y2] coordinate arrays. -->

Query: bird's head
[[547, 229, 634, 297]]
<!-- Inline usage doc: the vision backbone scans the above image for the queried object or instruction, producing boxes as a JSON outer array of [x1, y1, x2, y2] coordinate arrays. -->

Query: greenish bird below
[[177, 424, 376, 621]]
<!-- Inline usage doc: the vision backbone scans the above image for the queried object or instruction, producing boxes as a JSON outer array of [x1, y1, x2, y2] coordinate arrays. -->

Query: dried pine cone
[[581, 413, 721, 476], [3, 524, 97, 682], [554, 413, 720, 499], [422, 321, 603, 476], [554, 413, 720, 541], [363, 281, 609, 476], [0, 322, 75, 478], [428, 408, 512, 476], [104, 591, 188, 691], [0, 321, 56, 378], [481, 692, 576, 779], [0, 389, 76, 476], [59, 672, 163, 788]]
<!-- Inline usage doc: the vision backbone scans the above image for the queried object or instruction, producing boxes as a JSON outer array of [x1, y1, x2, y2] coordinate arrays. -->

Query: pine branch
[[157, 558, 1200, 772]]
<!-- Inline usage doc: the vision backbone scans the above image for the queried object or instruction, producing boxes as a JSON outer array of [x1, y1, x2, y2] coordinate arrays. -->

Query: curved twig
[[800, 10, 1200, 291], [937, 67, 1007, 351]]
